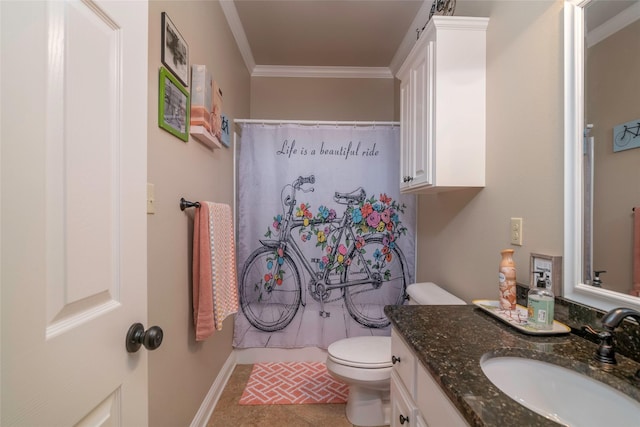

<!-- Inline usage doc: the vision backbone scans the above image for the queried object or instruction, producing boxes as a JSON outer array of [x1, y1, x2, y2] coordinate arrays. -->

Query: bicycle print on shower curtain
[[233, 123, 416, 349]]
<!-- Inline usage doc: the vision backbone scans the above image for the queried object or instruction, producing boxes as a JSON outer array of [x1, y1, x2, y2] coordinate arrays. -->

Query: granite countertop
[[384, 304, 640, 426]]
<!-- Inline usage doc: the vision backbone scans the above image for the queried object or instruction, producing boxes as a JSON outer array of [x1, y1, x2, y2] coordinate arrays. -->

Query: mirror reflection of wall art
[[159, 67, 190, 142], [613, 119, 640, 152], [161, 12, 189, 87]]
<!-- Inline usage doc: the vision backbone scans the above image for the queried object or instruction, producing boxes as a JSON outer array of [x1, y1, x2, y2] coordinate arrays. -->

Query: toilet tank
[[406, 282, 466, 305]]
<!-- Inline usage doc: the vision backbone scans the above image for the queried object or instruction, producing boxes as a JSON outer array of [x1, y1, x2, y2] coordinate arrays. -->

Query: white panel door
[[1, 0, 149, 425]]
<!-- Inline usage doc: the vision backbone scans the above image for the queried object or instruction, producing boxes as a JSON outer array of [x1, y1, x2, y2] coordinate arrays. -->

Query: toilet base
[[345, 384, 390, 426]]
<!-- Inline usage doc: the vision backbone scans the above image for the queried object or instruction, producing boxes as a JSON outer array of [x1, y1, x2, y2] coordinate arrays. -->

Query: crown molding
[[587, 1, 640, 48], [219, 0, 256, 73], [252, 65, 393, 79], [389, 0, 432, 76]]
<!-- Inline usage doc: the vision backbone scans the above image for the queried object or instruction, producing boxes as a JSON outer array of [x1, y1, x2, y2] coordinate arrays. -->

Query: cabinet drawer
[[391, 329, 416, 396], [416, 363, 469, 427]]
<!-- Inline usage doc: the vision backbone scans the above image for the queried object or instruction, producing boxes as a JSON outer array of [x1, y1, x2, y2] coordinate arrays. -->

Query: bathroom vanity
[[385, 304, 640, 426]]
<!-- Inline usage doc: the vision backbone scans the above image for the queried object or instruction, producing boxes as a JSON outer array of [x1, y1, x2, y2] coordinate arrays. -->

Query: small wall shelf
[[190, 126, 222, 149]]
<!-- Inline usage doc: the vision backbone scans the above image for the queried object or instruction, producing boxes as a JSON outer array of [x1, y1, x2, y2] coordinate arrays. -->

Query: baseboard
[[234, 347, 328, 364], [190, 351, 237, 427]]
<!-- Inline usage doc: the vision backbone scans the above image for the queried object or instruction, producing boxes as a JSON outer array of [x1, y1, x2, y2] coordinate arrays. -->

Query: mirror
[[564, 0, 640, 312]]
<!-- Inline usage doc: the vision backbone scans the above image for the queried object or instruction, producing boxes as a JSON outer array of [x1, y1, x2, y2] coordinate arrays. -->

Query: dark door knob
[[126, 323, 163, 353]]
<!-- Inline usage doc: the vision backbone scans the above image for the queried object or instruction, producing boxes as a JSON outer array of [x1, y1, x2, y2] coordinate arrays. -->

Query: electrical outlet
[[510, 217, 523, 246]]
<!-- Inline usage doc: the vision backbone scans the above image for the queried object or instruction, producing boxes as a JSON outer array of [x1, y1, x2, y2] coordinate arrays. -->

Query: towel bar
[[180, 198, 201, 211]]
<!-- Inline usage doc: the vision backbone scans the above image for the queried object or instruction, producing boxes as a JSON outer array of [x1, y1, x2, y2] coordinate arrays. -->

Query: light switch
[[510, 217, 522, 246], [147, 183, 155, 214]]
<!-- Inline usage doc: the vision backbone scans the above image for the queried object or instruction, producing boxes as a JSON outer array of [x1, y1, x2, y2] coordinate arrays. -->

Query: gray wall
[[147, 2, 249, 426], [251, 77, 396, 120]]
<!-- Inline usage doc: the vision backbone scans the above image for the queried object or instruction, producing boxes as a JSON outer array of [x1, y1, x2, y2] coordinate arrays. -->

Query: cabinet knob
[[399, 414, 410, 425], [392, 355, 401, 364]]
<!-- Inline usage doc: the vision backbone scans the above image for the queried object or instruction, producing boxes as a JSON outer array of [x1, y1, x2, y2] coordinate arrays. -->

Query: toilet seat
[[327, 336, 391, 368]]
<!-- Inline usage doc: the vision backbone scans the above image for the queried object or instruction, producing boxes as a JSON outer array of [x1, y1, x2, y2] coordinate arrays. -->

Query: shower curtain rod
[[234, 119, 399, 126]]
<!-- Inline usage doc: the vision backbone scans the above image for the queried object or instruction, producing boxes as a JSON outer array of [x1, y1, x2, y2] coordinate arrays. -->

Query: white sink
[[480, 356, 640, 426]]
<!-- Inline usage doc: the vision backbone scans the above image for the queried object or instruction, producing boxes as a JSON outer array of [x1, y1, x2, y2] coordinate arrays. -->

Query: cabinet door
[[410, 40, 434, 189], [399, 76, 412, 190], [416, 363, 469, 426], [391, 372, 417, 427]]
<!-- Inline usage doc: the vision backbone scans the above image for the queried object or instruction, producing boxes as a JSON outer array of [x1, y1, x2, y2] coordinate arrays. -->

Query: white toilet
[[326, 282, 466, 426]]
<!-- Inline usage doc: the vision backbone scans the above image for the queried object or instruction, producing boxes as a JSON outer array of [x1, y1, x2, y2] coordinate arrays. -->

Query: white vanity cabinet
[[391, 329, 468, 427], [397, 16, 488, 193]]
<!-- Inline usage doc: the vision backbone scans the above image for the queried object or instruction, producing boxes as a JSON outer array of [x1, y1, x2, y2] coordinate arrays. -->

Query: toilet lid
[[327, 336, 391, 368]]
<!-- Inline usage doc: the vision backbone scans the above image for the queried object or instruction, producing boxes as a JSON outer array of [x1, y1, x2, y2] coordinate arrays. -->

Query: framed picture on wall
[[161, 12, 189, 87], [159, 67, 190, 142]]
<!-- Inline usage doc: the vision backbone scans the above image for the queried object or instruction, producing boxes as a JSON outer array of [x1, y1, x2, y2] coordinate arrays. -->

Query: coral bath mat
[[239, 361, 348, 405]]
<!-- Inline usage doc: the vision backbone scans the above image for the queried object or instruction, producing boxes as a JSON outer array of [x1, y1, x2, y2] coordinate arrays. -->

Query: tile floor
[[206, 364, 386, 427]]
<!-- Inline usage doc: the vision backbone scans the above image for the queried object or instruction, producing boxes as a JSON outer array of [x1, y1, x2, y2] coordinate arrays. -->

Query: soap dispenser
[[527, 271, 555, 330], [592, 270, 606, 287]]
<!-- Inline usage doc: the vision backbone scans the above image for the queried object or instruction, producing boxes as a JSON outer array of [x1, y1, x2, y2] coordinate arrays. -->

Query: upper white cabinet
[[397, 16, 488, 193]]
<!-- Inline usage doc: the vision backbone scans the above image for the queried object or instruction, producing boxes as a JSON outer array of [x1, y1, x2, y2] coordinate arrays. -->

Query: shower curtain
[[233, 123, 416, 349]]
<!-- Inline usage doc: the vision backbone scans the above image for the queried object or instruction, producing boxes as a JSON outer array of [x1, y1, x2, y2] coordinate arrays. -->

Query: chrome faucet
[[594, 307, 640, 364]]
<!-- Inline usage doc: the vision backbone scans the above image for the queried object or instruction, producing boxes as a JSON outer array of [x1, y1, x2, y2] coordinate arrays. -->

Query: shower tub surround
[[384, 302, 640, 427]]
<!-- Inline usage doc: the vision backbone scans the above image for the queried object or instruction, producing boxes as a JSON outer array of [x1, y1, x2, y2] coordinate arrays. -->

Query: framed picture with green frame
[[159, 66, 190, 142]]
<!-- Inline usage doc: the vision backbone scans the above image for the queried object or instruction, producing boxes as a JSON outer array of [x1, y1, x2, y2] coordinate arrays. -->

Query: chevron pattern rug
[[238, 361, 349, 405]]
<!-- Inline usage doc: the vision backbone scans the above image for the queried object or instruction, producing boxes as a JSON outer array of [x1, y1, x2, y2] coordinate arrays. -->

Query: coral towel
[[206, 202, 239, 331], [193, 202, 239, 340], [193, 202, 215, 340]]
